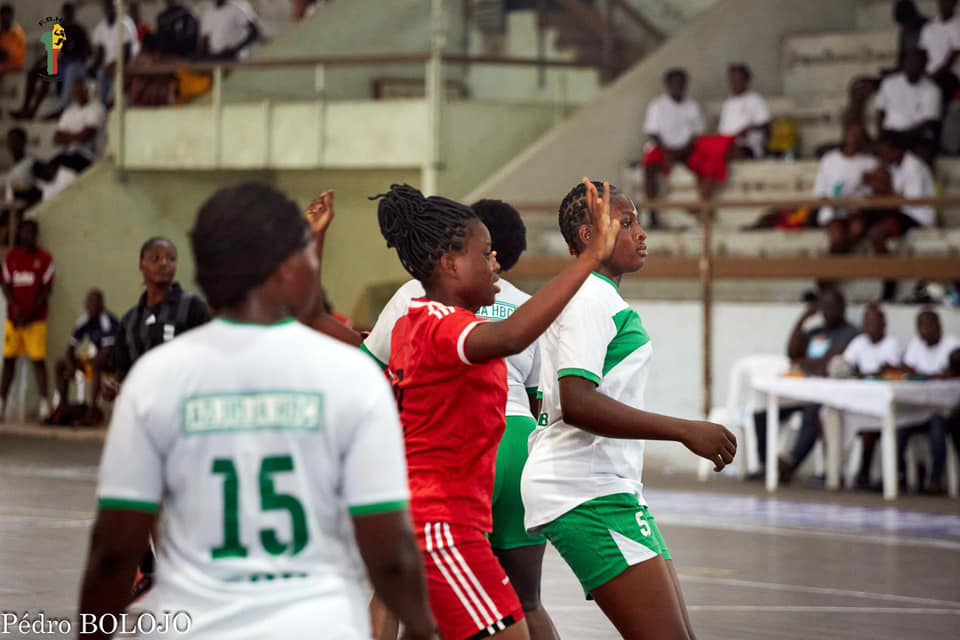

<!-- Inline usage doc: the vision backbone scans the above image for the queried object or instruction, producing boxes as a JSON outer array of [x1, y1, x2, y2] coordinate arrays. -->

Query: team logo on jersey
[[37, 16, 67, 77], [184, 392, 325, 434], [477, 301, 517, 321]]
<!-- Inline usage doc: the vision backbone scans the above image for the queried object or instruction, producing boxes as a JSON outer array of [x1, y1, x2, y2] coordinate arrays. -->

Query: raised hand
[[582, 178, 620, 263], [682, 421, 738, 472], [305, 190, 335, 238]]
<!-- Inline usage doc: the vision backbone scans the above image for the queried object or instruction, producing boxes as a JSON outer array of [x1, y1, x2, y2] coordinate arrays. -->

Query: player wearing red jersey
[[372, 180, 618, 640]]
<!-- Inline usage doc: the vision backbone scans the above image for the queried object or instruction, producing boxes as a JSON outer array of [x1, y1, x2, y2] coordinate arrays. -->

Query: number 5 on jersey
[[211, 455, 309, 559]]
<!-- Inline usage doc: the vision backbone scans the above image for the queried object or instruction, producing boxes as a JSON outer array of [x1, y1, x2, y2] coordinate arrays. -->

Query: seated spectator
[[876, 48, 941, 159], [750, 289, 859, 483], [860, 132, 936, 300], [156, 0, 199, 58], [90, 0, 139, 107], [52, 288, 118, 426], [641, 68, 706, 227], [0, 4, 25, 76], [718, 63, 771, 159], [841, 303, 903, 489], [3, 128, 40, 209], [10, 3, 91, 121], [897, 309, 960, 494], [129, 34, 175, 107], [814, 123, 879, 254], [129, 1, 152, 43], [0, 220, 55, 421], [815, 76, 880, 159], [51, 79, 106, 174], [920, 0, 960, 109], [895, 1, 930, 70], [201, 0, 260, 61], [31, 160, 78, 204]]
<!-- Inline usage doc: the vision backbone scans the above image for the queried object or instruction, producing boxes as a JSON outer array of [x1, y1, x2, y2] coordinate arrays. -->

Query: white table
[[752, 377, 960, 500]]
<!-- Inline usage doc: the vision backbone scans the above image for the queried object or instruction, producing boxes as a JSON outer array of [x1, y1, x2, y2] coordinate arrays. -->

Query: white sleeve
[[554, 296, 616, 385], [361, 280, 423, 369], [200, 10, 214, 36], [92, 23, 106, 49], [525, 340, 541, 392], [884, 337, 903, 368], [341, 366, 410, 515], [903, 338, 921, 370], [923, 83, 943, 121], [96, 366, 165, 512], [900, 160, 936, 225], [752, 94, 771, 124], [691, 102, 706, 135], [813, 155, 832, 198], [875, 81, 889, 111], [643, 101, 660, 136], [842, 335, 862, 366]]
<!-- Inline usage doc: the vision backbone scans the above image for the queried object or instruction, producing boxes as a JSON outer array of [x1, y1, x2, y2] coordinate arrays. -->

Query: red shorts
[[417, 522, 524, 640], [643, 135, 736, 182]]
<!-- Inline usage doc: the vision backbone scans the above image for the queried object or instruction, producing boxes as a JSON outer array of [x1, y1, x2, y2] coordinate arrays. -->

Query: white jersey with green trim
[[361, 277, 540, 418], [521, 273, 652, 533], [97, 318, 409, 639]]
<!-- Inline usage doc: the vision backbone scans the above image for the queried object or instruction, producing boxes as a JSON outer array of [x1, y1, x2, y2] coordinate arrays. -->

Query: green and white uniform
[[521, 273, 669, 595], [362, 278, 545, 548], [97, 318, 409, 639]]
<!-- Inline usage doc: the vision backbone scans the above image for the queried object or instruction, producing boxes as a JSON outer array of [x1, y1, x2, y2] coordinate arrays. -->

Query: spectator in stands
[[0, 4, 25, 77], [129, 34, 175, 107], [750, 289, 859, 483], [31, 160, 77, 204], [814, 122, 879, 254], [861, 132, 937, 301], [90, 0, 140, 107], [876, 48, 941, 160], [895, 1, 930, 70], [10, 3, 91, 121], [200, 0, 260, 61], [156, 0, 199, 58], [4, 128, 40, 209], [52, 288, 118, 426], [0, 220, 55, 421], [897, 309, 960, 494], [641, 68, 706, 228], [816, 76, 880, 158], [129, 1, 152, 43], [52, 79, 106, 174], [919, 0, 960, 112], [718, 63, 771, 159], [841, 303, 903, 489]]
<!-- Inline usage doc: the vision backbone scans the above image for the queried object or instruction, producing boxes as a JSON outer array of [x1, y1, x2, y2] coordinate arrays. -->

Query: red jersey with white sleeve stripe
[[388, 298, 507, 533]]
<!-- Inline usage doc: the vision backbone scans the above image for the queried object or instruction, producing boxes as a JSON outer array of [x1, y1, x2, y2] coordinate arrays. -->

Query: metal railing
[[508, 194, 960, 418]]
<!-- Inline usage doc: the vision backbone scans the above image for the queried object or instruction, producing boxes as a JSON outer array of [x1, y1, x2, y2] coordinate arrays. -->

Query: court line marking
[[658, 515, 960, 551], [679, 575, 960, 608], [686, 606, 960, 614], [0, 465, 99, 481]]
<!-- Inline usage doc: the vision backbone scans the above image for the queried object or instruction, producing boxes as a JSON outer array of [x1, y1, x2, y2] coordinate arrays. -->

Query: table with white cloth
[[752, 376, 960, 500]]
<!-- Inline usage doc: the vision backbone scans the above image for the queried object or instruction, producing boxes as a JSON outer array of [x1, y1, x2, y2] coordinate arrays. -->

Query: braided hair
[[558, 181, 620, 255], [372, 184, 477, 283]]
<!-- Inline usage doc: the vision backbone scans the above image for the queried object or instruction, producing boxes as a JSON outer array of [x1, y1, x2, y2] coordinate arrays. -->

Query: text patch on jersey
[[477, 301, 517, 322], [184, 392, 325, 435]]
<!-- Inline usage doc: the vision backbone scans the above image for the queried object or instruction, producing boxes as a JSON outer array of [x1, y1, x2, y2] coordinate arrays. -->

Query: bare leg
[[867, 217, 900, 301], [590, 557, 690, 640], [665, 560, 696, 640], [644, 165, 662, 228], [0, 357, 17, 407], [32, 359, 49, 400], [369, 595, 399, 640], [55, 359, 72, 406], [494, 545, 559, 640], [492, 619, 529, 639], [826, 220, 850, 254]]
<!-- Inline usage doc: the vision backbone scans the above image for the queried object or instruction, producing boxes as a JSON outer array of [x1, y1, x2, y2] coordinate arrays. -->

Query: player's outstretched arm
[[78, 509, 156, 639], [559, 376, 738, 472], [353, 511, 436, 640], [464, 179, 620, 364]]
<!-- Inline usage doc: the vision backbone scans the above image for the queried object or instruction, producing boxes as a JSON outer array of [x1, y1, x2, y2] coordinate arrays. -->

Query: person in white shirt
[[859, 131, 937, 300], [201, 0, 260, 60], [51, 78, 106, 173], [919, 0, 960, 111], [641, 68, 706, 228], [90, 0, 139, 106], [30, 159, 77, 205], [876, 48, 941, 157], [814, 122, 879, 252], [77, 182, 436, 640], [718, 63, 771, 159], [3, 127, 39, 209], [897, 308, 959, 494]]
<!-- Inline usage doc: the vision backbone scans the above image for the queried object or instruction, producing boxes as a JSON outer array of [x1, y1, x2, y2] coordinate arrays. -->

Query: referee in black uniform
[[107, 235, 211, 601]]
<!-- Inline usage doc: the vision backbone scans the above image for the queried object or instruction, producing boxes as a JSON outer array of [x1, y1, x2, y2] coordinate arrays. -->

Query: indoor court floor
[[2, 429, 959, 639]]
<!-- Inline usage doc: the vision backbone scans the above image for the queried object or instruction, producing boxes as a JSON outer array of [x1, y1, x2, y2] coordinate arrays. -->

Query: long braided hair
[[372, 184, 478, 283]]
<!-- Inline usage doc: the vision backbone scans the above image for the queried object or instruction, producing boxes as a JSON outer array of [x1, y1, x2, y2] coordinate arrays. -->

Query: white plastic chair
[[698, 354, 790, 480]]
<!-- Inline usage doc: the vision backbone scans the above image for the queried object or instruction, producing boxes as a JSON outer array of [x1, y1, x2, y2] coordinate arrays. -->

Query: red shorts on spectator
[[417, 522, 524, 640], [644, 134, 737, 183]]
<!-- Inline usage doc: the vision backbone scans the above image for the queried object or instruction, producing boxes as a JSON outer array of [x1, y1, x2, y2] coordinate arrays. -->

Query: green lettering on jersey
[[184, 392, 324, 435], [477, 301, 517, 322], [537, 412, 549, 426]]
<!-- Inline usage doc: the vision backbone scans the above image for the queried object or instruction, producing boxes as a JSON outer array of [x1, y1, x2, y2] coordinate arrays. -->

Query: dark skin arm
[[934, 50, 960, 78], [353, 512, 436, 640], [528, 390, 540, 418], [54, 125, 99, 146], [1, 283, 21, 326], [78, 509, 155, 639], [877, 109, 886, 134], [21, 283, 51, 325], [464, 180, 619, 364], [560, 376, 737, 470], [88, 45, 104, 77]]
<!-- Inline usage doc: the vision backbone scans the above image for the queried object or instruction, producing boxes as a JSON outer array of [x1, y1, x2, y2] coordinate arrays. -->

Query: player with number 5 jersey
[[79, 184, 435, 640]]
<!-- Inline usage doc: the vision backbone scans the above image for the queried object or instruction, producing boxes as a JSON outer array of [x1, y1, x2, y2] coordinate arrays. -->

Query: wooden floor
[[2, 431, 959, 639]]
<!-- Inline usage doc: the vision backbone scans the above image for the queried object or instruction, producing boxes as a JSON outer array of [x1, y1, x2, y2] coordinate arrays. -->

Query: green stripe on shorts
[[541, 493, 670, 596]]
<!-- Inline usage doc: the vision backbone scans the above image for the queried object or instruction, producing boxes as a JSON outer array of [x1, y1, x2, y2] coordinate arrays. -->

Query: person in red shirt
[[373, 180, 618, 640], [1, 220, 55, 420]]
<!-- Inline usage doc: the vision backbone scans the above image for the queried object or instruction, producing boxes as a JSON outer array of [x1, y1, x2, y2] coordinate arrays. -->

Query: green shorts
[[490, 415, 546, 550], [541, 493, 671, 596]]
